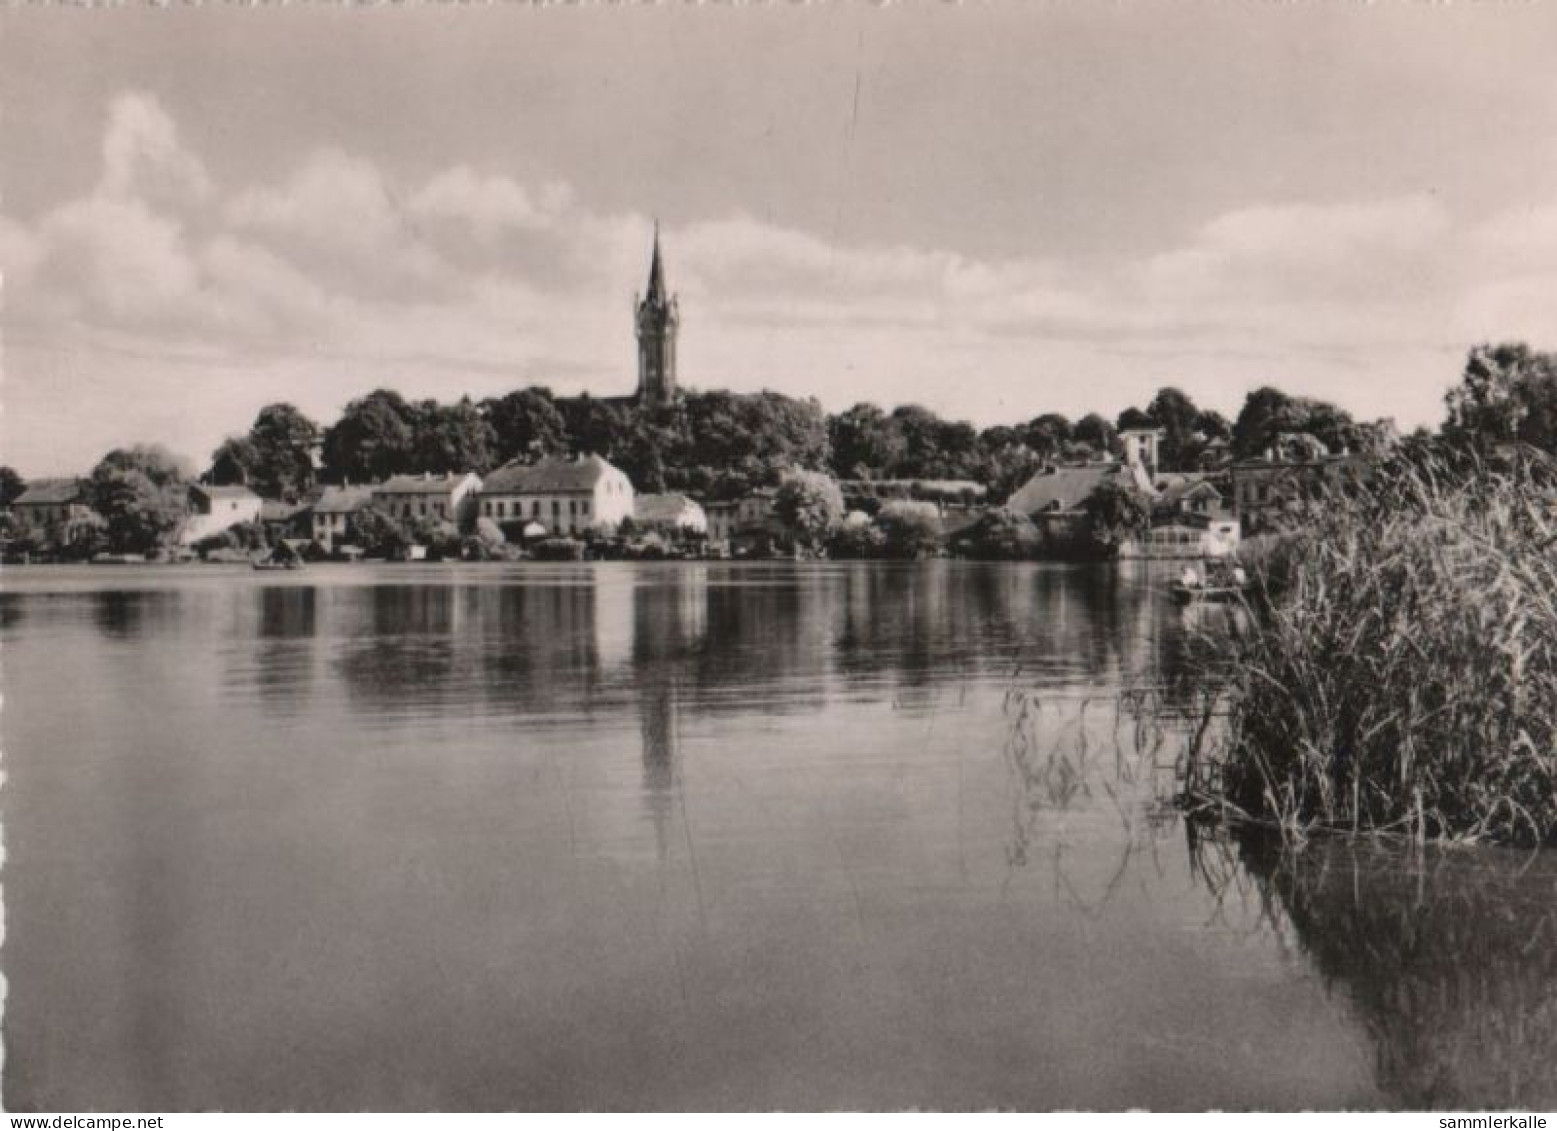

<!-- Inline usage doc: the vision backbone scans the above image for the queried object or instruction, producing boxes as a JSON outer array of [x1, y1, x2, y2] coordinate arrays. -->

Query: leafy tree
[[975, 426, 1045, 502], [652, 389, 831, 493], [248, 403, 320, 500], [874, 500, 944, 560], [57, 512, 110, 561], [349, 506, 411, 558], [1081, 478, 1152, 556], [1295, 398, 1361, 456], [1195, 409, 1232, 442], [483, 387, 567, 464], [889, 404, 980, 479], [741, 391, 833, 477], [829, 515, 888, 559], [829, 402, 907, 479], [557, 395, 630, 459], [613, 409, 681, 493], [1232, 386, 1295, 458], [407, 516, 463, 560], [322, 390, 417, 483], [208, 436, 260, 487], [956, 507, 1041, 561], [1024, 413, 1073, 463], [1444, 342, 1557, 454], [412, 397, 495, 474], [1145, 386, 1200, 470], [88, 444, 190, 555], [774, 468, 844, 554], [1072, 413, 1117, 455], [0, 466, 27, 507], [1116, 406, 1156, 432]]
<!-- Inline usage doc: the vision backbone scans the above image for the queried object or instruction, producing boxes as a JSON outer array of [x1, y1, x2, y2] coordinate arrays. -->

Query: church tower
[[634, 224, 679, 409]]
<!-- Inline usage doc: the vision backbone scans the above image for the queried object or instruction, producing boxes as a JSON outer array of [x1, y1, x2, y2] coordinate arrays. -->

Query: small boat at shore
[[90, 553, 147, 566]]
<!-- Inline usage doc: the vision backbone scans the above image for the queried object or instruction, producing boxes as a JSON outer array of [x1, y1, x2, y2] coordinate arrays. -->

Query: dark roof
[[375, 473, 478, 495], [482, 455, 621, 494], [313, 486, 375, 514], [1155, 476, 1223, 508], [1007, 464, 1145, 515], [191, 484, 260, 502], [12, 478, 87, 506]]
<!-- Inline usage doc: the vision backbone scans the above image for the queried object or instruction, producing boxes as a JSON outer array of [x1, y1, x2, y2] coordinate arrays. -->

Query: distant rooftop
[[191, 483, 260, 501], [12, 478, 87, 506], [482, 455, 623, 495], [313, 486, 376, 514], [376, 473, 478, 495]]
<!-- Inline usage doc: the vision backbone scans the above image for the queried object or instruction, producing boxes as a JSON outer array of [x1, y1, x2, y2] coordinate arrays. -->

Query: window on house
[[552, 500, 560, 516], [581, 501, 589, 516]]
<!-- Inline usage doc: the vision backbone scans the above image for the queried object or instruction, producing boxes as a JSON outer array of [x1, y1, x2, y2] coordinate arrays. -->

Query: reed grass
[[1186, 446, 1557, 847]]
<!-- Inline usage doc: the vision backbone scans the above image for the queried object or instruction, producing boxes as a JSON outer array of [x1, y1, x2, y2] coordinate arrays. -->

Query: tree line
[[193, 375, 1409, 508], [2, 342, 1554, 559]]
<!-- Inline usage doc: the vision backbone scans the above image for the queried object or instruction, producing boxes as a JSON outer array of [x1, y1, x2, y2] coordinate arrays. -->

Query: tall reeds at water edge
[[1187, 446, 1557, 847]]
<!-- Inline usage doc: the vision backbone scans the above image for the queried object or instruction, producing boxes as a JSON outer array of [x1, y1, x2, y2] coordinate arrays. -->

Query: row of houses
[[6, 428, 1368, 561], [3, 455, 711, 557]]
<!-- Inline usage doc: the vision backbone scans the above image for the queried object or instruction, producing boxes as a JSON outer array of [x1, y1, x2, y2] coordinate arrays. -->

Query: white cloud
[[100, 91, 212, 207], [6, 92, 1557, 475]]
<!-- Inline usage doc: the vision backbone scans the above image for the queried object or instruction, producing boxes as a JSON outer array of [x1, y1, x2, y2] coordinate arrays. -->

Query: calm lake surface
[[3, 562, 1554, 1111]]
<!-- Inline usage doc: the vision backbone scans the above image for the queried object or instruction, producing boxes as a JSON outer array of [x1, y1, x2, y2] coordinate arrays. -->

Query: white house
[[181, 484, 263, 545], [478, 454, 635, 537], [634, 492, 707, 536], [371, 473, 481, 527]]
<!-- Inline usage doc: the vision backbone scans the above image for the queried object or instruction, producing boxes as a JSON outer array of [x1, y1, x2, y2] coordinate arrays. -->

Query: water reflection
[[1, 563, 1550, 1110], [1198, 831, 1557, 1109]]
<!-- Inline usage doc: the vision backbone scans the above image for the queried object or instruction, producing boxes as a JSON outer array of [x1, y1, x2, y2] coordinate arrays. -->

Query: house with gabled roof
[[310, 485, 375, 552], [479, 454, 634, 536], [634, 492, 707, 536], [8, 478, 101, 547]]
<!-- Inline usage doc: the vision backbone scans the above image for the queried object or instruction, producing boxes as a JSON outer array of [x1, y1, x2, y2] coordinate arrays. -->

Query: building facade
[[8, 479, 98, 546], [371, 473, 481, 527], [181, 484, 263, 545], [310, 486, 375, 552], [634, 492, 707, 536], [479, 454, 635, 537]]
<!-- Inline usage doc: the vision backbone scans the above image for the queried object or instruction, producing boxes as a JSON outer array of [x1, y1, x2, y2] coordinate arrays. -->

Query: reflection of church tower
[[634, 224, 679, 409], [639, 681, 680, 862]]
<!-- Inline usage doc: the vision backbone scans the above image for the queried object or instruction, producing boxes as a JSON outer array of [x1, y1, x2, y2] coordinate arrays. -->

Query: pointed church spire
[[635, 223, 679, 408], [646, 220, 668, 306]]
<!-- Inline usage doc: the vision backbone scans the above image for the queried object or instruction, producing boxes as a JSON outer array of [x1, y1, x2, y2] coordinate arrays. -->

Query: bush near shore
[[1193, 446, 1557, 847]]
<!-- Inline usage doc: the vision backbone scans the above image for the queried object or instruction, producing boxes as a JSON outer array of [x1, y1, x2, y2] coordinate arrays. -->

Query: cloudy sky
[[4, 1, 1557, 475]]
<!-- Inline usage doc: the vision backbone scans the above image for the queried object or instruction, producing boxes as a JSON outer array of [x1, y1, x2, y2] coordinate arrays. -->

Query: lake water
[[3, 562, 1554, 1111]]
